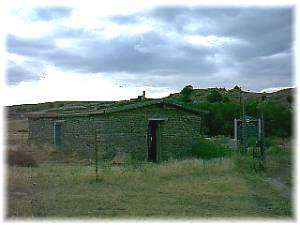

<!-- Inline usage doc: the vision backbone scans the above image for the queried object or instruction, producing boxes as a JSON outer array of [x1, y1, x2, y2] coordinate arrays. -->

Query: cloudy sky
[[3, 1, 294, 105]]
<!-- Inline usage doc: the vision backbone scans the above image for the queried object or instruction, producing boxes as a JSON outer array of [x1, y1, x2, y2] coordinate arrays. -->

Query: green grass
[[191, 137, 231, 159], [6, 118, 293, 219], [6, 157, 292, 218], [265, 142, 293, 188]]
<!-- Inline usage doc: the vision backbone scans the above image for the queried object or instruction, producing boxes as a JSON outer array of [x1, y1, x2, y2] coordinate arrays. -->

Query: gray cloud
[[30, 6, 73, 21], [236, 52, 292, 80], [53, 27, 92, 38], [149, 7, 293, 59], [109, 14, 141, 24], [6, 60, 45, 85], [7, 35, 56, 57], [7, 31, 218, 77], [6, 6, 293, 91]]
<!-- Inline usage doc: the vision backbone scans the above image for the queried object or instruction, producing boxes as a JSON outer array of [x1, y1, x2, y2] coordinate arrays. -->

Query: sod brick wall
[[28, 103, 202, 161]]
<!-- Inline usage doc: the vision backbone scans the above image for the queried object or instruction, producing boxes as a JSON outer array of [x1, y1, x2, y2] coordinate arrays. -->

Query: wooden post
[[241, 92, 247, 154], [94, 130, 99, 181], [156, 122, 161, 163], [234, 118, 238, 148], [258, 118, 262, 139], [261, 113, 265, 161]]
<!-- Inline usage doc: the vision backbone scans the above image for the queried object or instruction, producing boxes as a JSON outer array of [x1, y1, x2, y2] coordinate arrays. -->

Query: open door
[[147, 121, 158, 162], [147, 119, 164, 162]]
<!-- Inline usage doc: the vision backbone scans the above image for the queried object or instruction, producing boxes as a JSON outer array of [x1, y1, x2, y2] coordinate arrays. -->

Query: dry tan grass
[[5, 118, 293, 218], [6, 158, 292, 218], [7, 147, 38, 167]]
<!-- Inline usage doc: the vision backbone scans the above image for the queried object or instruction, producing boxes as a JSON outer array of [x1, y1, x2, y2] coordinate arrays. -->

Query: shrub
[[191, 138, 231, 160], [110, 151, 128, 165], [7, 146, 38, 167], [264, 137, 275, 148], [207, 89, 223, 103], [247, 136, 258, 147], [180, 85, 193, 102], [234, 155, 256, 174], [267, 145, 288, 156]]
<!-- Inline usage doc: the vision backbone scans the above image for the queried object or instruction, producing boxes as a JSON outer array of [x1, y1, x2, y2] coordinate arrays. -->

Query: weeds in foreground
[[191, 137, 232, 160], [7, 156, 292, 218], [7, 145, 38, 167], [6, 136, 292, 218]]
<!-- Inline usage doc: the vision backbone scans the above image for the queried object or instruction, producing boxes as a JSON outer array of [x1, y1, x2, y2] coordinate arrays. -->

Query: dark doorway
[[147, 121, 158, 162], [54, 123, 62, 148]]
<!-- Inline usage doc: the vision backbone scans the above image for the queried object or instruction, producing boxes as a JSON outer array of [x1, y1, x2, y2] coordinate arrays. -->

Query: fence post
[[234, 118, 238, 148], [94, 129, 100, 181]]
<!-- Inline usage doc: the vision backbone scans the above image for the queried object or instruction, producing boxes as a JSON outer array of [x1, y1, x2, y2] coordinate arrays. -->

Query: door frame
[[147, 118, 167, 162]]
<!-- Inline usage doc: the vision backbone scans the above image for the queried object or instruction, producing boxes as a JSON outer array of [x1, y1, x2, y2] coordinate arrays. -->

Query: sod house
[[28, 99, 207, 162]]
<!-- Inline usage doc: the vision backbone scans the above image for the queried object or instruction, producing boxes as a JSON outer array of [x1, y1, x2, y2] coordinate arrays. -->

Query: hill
[[165, 87, 295, 106], [6, 87, 295, 120]]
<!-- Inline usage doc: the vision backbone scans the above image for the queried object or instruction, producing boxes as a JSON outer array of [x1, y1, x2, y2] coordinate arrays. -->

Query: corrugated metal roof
[[28, 99, 208, 119]]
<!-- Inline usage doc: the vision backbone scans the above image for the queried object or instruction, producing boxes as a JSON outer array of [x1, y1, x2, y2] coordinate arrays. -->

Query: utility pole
[[257, 96, 266, 171], [260, 112, 265, 161], [89, 104, 100, 181], [259, 98, 266, 164], [240, 90, 247, 154], [94, 128, 99, 181]]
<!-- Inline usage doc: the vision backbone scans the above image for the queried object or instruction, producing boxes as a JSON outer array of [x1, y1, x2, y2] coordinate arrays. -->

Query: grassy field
[[6, 156, 293, 219], [5, 119, 294, 219]]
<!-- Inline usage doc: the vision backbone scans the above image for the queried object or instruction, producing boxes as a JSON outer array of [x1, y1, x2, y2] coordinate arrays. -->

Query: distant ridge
[[6, 87, 295, 119]]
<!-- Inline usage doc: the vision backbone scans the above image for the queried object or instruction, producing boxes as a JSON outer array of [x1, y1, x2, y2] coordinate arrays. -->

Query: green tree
[[262, 102, 292, 137], [245, 100, 259, 117], [181, 85, 193, 102], [223, 96, 230, 103], [207, 89, 223, 103], [171, 88, 292, 138], [193, 102, 239, 137]]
